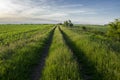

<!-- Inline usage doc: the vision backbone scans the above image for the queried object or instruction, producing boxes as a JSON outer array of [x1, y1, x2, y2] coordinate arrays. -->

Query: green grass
[[0, 24, 119, 80], [0, 25, 54, 80], [68, 25, 108, 35], [0, 24, 52, 46], [69, 25, 120, 55], [0, 25, 52, 59], [41, 27, 81, 80], [75, 24, 108, 32], [61, 27, 120, 80]]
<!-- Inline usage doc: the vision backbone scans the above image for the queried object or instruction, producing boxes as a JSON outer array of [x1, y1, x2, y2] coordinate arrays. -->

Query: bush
[[107, 19, 120, 41], [81, 26, 87, 31]]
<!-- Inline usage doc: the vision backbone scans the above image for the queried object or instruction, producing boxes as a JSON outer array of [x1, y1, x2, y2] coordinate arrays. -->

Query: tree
[[82, 26, 87, 31], [63, 21, 68, 26], [63, 20, 73, 27], [68, 20, 73, 27], [107, 19, 120, 41], [58, 23, 62, 25]]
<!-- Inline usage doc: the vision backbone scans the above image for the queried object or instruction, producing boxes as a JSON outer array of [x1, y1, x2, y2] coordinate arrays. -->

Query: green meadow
[[0, 22, 120, 80]]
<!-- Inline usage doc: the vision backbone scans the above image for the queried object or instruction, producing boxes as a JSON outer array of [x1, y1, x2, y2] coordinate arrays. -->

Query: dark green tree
[[82, 26, 87, 31], [63, 20, 73, 27], [68, 20, 73, 27]]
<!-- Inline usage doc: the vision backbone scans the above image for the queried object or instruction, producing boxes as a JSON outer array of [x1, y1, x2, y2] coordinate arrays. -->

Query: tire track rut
[[31, 27, 56, 80]]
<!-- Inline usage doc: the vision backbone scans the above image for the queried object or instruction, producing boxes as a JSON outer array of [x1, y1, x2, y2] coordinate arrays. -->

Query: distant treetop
[[63, 20, 73, 27]]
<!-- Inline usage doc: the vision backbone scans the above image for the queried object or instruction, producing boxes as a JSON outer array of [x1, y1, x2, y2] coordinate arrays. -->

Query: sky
[[0, 0, 120, 24]]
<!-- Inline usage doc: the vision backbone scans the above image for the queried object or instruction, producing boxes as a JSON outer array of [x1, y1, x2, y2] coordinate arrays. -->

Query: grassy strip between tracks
[[41, 27, 81, 80]]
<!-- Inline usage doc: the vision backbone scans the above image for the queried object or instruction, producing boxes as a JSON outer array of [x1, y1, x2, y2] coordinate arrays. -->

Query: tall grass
[[0, 25, 54, 80], [41, 27, 81, 80], [61, 27, 120, 80], [69, 25, 120, 54]]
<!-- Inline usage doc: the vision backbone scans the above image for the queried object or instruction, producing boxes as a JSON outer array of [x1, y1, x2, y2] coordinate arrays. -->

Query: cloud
[[0, 0, 67, 20], [0, 0, 115, 24], [39, 13, 68, 18], [59, 4, 83, 8]]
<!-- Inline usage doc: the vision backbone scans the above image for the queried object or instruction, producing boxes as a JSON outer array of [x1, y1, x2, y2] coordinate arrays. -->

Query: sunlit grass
[[61, 27, 120, 80], [0, 25, 54, 80], [41, 27, 81, 80]]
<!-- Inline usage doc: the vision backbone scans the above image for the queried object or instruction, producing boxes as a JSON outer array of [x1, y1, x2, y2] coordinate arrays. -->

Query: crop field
[[0, 24, 120, 80]]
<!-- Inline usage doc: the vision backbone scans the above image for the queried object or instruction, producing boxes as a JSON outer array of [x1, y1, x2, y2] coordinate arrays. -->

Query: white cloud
[[0, 0, 68, 20], [59, 4, 83, 8], [39, 13, 68, 18], [0, 0, 110, 24]]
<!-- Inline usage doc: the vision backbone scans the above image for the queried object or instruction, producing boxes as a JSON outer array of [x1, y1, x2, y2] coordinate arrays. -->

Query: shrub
[[107, 19, 120, 41]]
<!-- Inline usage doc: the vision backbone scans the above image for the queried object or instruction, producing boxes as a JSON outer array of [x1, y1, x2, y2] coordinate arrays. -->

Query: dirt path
[[31, 27, 56, 80]]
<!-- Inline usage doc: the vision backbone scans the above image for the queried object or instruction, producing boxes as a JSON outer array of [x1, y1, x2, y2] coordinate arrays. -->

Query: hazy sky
[[0, 0, 120, 24]]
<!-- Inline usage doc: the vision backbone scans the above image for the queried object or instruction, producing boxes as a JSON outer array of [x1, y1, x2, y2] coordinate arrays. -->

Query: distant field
[[0, 24, 120, 80], [74, 24, 108, 32]]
